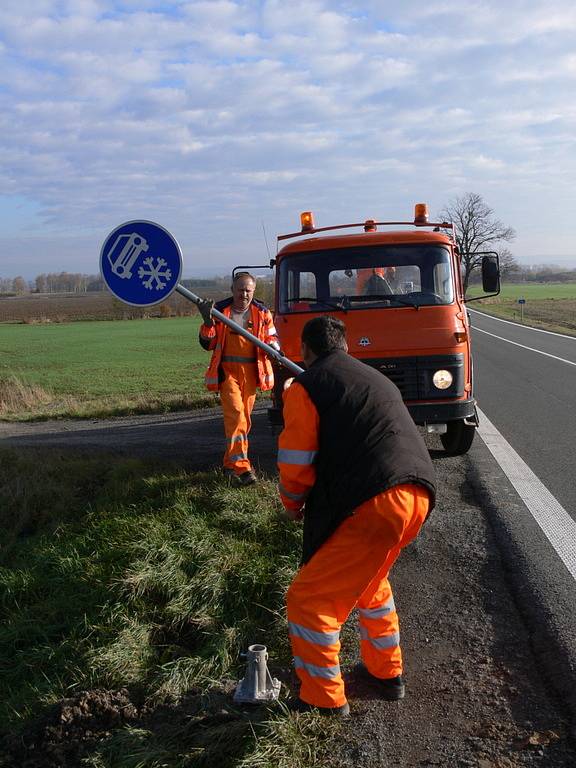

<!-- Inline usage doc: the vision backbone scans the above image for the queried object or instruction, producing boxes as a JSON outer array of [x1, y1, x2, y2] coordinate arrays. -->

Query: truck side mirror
[[481, 253, 500, 293]]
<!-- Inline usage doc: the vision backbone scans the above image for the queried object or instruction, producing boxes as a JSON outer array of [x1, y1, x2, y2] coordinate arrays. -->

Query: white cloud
[[233, 169, 308, 183], [469, 154, 505, 171]]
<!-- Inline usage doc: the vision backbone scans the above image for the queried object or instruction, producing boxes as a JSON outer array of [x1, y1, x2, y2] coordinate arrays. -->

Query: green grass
[[78, 710, 339, 768], [467, 281, 576, 335], [0, 317, 218, 420], [0, 449, 338, 767]]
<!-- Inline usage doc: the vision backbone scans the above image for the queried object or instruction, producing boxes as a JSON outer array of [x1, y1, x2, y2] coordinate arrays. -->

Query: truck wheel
[[440, 420, 475, 456]]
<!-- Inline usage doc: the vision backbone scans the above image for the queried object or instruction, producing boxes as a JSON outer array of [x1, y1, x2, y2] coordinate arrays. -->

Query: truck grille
[[363, 354, 465, 400]]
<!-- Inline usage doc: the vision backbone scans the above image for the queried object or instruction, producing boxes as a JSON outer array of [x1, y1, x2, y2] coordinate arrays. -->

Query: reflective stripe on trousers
[[286, 484, 430, 709]]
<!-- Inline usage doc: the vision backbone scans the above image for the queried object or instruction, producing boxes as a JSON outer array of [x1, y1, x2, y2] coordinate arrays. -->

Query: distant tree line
[[0, 273, 229, 295], [0, 273, 274, 304], [0, 273, 105, 295], [467, 264, 576, 284]]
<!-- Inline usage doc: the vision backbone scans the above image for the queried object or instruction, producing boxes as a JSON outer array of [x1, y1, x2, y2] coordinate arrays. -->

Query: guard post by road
[[100, 220, 303, 376]]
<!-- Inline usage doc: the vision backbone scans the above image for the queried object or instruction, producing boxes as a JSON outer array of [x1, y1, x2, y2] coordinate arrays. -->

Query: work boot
[[354, 663, 405, 700], [222, 468, 235, 480], [288, 698, 350, 717], [234, 470, 257, 487]]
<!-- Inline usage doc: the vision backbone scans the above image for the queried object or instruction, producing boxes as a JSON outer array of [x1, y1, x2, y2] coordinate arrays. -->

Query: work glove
[[198, 299, 214, 326]]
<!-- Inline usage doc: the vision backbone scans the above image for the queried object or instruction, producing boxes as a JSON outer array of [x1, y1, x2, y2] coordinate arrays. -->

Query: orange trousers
[[286, 483, 430, 709], [219, 329, 258, 475]]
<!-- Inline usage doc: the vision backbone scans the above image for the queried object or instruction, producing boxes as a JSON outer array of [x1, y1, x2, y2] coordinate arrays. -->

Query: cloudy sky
[[1, 0, 576, 280]]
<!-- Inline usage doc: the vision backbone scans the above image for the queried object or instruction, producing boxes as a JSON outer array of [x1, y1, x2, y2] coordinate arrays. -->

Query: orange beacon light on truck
[[300, 211, 315, 232], [414, 203, 429, 225]]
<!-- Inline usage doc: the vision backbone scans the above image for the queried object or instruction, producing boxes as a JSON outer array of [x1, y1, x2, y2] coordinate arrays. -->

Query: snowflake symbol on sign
[[138, 256, 172, 290]]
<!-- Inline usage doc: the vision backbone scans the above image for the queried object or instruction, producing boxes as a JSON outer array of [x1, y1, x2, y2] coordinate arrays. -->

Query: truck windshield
[[278, 244, 454, 313]]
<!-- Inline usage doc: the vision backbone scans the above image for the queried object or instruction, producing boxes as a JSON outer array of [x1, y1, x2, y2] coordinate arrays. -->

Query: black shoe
[[288, 698, 350, 717], [234, 471, 257, 487], [354, 663, 405, 700], [223, 468, 235, 480]]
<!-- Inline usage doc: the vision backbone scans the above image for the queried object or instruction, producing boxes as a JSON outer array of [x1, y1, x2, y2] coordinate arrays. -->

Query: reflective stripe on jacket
[[278, 382, 319, 511], [199, 298, 278, 392]]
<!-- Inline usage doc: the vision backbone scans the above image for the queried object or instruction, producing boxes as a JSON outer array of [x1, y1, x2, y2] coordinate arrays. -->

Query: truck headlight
[[432, 369, 453, 390]]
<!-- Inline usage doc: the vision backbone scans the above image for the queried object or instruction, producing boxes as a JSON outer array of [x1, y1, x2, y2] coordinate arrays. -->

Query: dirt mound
[[3, 688, 139, 767], [1, 683, 262, 768]]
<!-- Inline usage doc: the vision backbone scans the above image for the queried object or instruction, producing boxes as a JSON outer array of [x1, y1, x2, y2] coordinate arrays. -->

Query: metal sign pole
[[175, 284, 303, 376], [518, 297, 526, 323]]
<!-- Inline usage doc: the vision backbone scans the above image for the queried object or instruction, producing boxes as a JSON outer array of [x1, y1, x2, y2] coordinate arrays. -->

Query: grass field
[[467, 281, 576, 335], [0, 317, 217, 420], [0, 450, 339, 767]]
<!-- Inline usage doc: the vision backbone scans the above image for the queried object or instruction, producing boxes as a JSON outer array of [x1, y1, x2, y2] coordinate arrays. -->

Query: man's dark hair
[[301, 316, 347, 356]]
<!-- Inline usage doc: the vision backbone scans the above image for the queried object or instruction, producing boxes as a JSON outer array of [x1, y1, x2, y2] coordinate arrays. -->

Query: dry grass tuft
[[0, 376, 217, 421], [0, 375, 55, 414]]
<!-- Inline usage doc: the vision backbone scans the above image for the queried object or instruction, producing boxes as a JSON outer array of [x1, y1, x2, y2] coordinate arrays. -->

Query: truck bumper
[[407, 398, 477, 425]]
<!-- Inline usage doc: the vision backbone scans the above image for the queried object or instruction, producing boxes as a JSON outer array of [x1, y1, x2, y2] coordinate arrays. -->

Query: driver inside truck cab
[[356, 266, 397, 295]]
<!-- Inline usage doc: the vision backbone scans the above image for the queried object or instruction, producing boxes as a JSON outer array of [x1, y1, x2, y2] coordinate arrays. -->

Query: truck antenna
[[261, 220, 272, 260]]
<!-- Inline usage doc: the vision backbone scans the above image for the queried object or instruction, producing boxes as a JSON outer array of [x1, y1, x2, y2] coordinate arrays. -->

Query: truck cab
[[268, 204, 500, 456]]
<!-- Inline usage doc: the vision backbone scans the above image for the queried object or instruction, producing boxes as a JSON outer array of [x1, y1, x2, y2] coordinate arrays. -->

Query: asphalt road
[[469, 308, 576, 743], [469, 308, 576, 518]]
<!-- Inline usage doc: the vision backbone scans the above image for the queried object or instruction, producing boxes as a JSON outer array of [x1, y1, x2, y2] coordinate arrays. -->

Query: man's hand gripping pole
[[176, 284, 304, 376]]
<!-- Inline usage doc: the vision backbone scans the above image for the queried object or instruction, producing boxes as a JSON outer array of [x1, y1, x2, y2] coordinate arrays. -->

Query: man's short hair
[[301, 316, 347, 356], [232, 271, 256, 285]]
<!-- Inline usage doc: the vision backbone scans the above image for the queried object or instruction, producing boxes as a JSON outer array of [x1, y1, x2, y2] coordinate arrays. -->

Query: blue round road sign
[[100, 220, 182, 307]]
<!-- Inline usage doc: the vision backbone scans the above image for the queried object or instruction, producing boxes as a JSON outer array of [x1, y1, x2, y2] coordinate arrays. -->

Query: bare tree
[[0, 277, 13, 293], [498, 248, 520, 278], [12, 276, 28, 294], [35, 273, 47, 293], [440, 192, 516, 293]]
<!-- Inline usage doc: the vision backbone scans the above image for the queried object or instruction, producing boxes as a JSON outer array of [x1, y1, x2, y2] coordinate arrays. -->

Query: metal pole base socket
[[234, 644, 281, 704]]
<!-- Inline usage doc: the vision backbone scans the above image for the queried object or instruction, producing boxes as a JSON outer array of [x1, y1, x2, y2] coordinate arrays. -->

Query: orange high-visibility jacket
[[199, 298, 278, 392], [277, 382, 319, 512]]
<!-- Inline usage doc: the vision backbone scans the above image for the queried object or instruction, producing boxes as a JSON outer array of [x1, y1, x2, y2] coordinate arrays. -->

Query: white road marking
[[473, 327, 576, 367], [477, 407, 576, 581], [469, 308, 576, 340]]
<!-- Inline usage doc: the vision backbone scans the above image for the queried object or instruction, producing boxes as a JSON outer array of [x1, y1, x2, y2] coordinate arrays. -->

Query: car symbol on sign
[[358, 337, 371, 347], [107, 232, 149, 279]]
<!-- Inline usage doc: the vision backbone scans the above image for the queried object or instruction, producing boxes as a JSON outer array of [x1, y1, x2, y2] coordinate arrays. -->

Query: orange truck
[[267, 203, 500, 455]]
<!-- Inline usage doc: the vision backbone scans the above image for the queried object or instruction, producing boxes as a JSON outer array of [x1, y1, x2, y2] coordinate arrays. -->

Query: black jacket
[[297, 350, 436, 563]]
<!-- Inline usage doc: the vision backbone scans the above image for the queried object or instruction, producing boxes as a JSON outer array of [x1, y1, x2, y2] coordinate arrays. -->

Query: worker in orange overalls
[[198, 272, 279, 487], [278, 315, 436, 715]]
